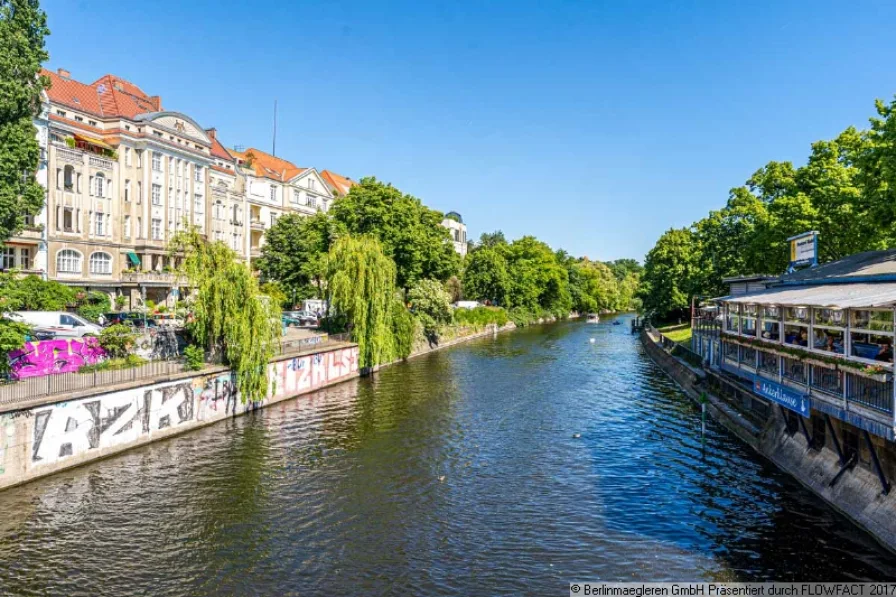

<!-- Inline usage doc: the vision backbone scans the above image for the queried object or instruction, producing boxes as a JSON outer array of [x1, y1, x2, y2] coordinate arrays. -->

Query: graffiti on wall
[[8, 337, 106, 379], [17, 345, 360, 473], [270, 347, 358, 400], [31, 380, 195, 466]]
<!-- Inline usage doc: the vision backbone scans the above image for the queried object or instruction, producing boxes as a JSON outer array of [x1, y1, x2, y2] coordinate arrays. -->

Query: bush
[[98, 324, 137, 359], [114, 295, 127, 310], [184, 344, 205, 371], [408, 279, 452, 340], [452, 306, 509, 328], [79, 354, 146, 373], [75, 290, 111, 322], [390, 299, 416, 360]]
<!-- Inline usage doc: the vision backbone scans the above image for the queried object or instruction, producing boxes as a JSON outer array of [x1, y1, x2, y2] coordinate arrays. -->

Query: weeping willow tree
[[327, 235, 414, 368], [170, 229, 280, 403]]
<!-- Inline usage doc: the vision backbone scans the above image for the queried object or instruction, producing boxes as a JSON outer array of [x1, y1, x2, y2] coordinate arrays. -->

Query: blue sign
[[753, 378, 810, 417]]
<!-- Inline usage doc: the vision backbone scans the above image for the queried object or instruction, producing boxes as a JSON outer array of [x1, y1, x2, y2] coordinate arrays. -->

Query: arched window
[[56, 249, 82, 274], [95, 173, 105, 197], [63, 165, 75, 191], [89, 252, 112, 275]]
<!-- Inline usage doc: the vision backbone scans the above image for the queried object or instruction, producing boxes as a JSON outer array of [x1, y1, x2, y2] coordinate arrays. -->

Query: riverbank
[[0, 320, 523, 492], [640, 326, 896, 554]]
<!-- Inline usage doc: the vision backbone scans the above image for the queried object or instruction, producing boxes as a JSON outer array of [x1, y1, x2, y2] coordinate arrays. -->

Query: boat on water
[[612, 320, 622, 326], [586, 314, 600, 323]]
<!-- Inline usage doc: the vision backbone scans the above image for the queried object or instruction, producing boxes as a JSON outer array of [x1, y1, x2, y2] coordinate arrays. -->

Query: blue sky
[[42, 0, 896, 261]]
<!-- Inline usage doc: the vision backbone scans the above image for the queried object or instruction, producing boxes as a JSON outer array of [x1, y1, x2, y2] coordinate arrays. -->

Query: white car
[[10, 311, 102, 338]]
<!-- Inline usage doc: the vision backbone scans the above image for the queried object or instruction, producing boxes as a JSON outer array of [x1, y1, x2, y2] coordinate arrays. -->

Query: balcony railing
[[250, 219, 266, 230], [89, 155, 113, 171], [55, 145, 83, 164], [121, 271, 184, 285]]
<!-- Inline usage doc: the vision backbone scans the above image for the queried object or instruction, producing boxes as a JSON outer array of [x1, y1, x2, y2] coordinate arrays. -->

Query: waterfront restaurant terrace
[[717, 283, 896, 439]]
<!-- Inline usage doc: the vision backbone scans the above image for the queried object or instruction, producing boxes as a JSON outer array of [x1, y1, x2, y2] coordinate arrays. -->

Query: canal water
[[0, 317, 894, 595]]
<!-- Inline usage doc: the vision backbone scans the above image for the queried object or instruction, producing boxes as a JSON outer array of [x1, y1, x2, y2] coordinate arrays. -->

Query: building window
[[760, 306, 780, 341], [195, 166, 202, 182], [270, 212, 277, 227], [740, 304, 757, 337], [56, 110, 66, 117], [124, 179, 131, 202], [1, 247, 15, 270], [152, 152, 162, 172], [293, 190, 300, 204], [124, 215, 131, 239], [89, 252, 112, 275], [151, 218, 162, 240], [57, 249, 82, 273], [125, 147, 132, 167], [19, 247, 32, 270], [74, 116, 83, 123], [195, 194, 203, 214], [88, 120, 97, 127], [812, 308, 845, 355], [137, 181, 143, 204], [270, 186, 277, 202], [152, 184, 162, 206], [308, 178, 315, 191], [62, 165, 75, 191], [307, 195, 317, 209], [61, 207, 74, 232], [95, 212, 104, 236], [94, 173, 105, 197], [137, 217, 142, 239], [136, 149, 142, 168]]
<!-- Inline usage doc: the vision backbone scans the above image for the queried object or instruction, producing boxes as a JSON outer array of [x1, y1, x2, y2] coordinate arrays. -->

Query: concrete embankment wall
[[640, 328, 896, 553], [0, 322, 519, 492]]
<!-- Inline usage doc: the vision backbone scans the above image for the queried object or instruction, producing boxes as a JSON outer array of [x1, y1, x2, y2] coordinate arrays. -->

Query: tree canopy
[[0, 0, 49, 243], [640, 93, 896, 322]]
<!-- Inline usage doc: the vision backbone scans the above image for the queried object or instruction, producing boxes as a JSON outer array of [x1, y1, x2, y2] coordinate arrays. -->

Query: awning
[[126, 252, 141, 266], [722, 283, 896, 309], [74, 134, 114, 151]]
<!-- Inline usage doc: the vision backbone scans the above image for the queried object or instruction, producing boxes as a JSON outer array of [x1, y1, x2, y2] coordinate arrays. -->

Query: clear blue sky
[[42, 0, 896, 262]]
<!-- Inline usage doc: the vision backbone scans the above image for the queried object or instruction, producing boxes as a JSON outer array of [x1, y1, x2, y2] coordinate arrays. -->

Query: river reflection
[[0, 317, 893, 595]]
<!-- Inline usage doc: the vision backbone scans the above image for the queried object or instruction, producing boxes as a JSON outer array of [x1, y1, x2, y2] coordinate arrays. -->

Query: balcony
[[250, 218, 266, 231], [250, 247, 262, 258], [121, 271, 185, 286], [88, 155, 114, 171], [14, 225, 44, 241], [54, 145, 83, 165]]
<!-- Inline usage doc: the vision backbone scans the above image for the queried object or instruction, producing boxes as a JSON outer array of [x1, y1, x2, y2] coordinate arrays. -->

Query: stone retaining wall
[[640, 328, 896, 553]]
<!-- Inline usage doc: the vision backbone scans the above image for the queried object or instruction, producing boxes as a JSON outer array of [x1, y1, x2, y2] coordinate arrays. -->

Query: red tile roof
[[230, 147, 305, 182], [42, 69, 160, 119], [320, 170, 357, 195]]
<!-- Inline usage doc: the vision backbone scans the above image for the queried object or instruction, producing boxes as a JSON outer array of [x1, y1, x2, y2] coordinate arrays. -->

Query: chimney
[[149, 95, 162, 111], [57, 68, 70, 78], [206, 128, 217, 141]]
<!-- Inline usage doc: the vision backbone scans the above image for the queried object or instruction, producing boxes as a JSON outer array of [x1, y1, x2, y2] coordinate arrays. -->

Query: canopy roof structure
[[721, 283, 896, 309]]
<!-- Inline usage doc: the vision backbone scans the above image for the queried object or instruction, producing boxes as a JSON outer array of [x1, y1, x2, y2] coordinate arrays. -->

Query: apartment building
[[320, 170, 357, 197], [230, 148, 334, 260], [442, 211, 468, 257], [0, 68, 244, 308]]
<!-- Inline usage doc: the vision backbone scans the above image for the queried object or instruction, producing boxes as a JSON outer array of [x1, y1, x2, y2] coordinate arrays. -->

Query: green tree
[[462, 246, 510, 306], [0, 273, 75, 310], [171, 229, 281, 403], [505, 236, 571, 314], [639, 227, 702, 322], [327, 234, 404, 368], [329, 177, 460, 288], [257, 212, 342, 302], [408, 278, 452, 338], [0, 0, 49, 243]]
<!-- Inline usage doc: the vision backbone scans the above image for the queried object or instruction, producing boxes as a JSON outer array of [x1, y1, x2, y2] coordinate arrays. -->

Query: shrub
[[75, 290, 111, 322], [452, 306, 509, 328], [79, 354, 147, 373], [114, 295, 127, 310], [184, 344, 205, 371], [98, 324, 137, 359], [408, 279, 452, 340]]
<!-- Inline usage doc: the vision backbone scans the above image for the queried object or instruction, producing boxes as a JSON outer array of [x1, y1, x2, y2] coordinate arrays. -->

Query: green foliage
[[639, 228, 701, 321], [329, 177, 461, 288], [79, 354, 146, 373], [327, 234, 401, 368], [257, 212, 341, 302], [184, 344, 205, 371], [408, 278, 452, 338], [259, 281, 289, 310], [390, 297, 416, 360], [0, 318, 29, 376], [0, 0, 49, 244], [97, 324, 136, 359], [0, 273, 76, 310], [444, 275, 463, 303], [170, 228, 280, 403], [463, 246, 510, 306], [452, 306, 509, 328], [114, 295, 127, 310], [75, 291, 111, 322]]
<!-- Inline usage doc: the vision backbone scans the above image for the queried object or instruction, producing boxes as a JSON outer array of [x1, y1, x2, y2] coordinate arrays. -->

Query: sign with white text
[[788, 231, 818, 268], [753, 378, 810, 417]]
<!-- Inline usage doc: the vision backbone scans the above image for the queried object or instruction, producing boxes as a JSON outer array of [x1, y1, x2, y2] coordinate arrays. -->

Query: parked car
[[283, 311, 319, 327], [103, 312, 159, 328], [10, 311, 102, 338], [452, 301, 482, 310]]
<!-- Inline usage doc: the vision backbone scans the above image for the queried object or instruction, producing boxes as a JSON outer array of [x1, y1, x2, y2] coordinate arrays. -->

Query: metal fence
[[846, 372, 893, 414], [0, 332, 354, 409]]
